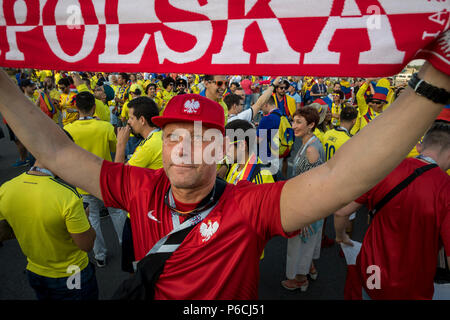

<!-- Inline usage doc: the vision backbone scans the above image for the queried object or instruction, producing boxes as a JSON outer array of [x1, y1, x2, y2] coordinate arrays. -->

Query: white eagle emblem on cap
[[183, 99, 200, 114]]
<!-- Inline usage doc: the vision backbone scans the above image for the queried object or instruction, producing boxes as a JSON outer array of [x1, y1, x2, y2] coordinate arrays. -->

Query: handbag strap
[[369, 163, 438, 218], [130, 222, 199, 299]]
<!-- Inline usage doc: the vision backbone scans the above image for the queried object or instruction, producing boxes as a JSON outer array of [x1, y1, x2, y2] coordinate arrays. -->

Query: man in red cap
[[0, 60, 449, 299]]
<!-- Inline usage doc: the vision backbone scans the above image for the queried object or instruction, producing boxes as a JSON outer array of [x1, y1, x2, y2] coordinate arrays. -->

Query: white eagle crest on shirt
[[200, 220, 219, 242], [183, 99, 200, 114]]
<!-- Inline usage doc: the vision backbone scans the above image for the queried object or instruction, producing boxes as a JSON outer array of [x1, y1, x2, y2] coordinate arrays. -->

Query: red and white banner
[[0, 0, 448, 76]]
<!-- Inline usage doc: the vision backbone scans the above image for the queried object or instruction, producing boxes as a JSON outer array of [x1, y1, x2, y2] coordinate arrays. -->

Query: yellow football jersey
[[128, 130, 163, 170], [0, 173, 90, 278], [218, 99, 228, 125], [76, 83, 110, 122], [120, 100, 130, 120], [314, 126, 332, 146], [64, 119, 117, 194], [355, 82, 383, 132], [60, 92, 78, 126], [155, 89, 176, 113], [322, 127, 352, 161], [331, 103, 344, 127], [48, 88, 61, 124], [225, 155, 275, 185]]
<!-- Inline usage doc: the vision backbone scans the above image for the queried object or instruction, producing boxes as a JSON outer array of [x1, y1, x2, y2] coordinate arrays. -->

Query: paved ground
[[0, 116, 369, 300]]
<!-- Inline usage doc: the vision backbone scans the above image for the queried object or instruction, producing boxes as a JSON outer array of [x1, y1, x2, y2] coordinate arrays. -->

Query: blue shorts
[[26, 262, 99, 300]]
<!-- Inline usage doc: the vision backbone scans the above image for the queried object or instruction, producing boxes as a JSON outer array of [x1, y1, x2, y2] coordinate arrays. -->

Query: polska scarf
[[0, 0, 448, 76]]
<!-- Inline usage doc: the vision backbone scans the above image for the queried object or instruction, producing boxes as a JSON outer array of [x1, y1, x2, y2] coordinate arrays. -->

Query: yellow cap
[[130, 84, 140, 93]]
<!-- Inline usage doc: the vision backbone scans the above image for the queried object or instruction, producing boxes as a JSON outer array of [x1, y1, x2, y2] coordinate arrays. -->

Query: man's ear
[[223, 135, 231, 159], [416, 141, 423, 154], [241, 140, 248, 154]]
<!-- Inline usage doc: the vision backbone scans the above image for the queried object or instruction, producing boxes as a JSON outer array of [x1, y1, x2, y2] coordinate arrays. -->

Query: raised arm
[[0, 70, 104, 200], [72, 73, 93, 95], [280, 62, 449, 233], [356, 80, 370, 116], [250, 77, 281, 118], [71, 72, 84, 89]]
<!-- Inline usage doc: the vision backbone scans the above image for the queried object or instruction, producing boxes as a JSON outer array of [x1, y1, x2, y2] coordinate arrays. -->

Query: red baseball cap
[[152, 94, 225, 134], [436, 106, 450, 123]]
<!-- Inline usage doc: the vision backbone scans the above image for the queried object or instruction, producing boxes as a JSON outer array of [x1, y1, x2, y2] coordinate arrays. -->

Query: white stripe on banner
[[378, 0, 450, 14], [269, 0, 334, 18]]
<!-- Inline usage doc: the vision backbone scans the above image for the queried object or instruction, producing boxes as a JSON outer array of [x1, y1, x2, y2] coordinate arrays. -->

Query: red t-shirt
[[100, 161, 289, 300], [240, 79, 252, 95], [351, 158, 450, 300]]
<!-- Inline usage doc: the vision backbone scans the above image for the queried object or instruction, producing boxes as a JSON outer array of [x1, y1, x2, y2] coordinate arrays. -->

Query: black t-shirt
[[311, 83, 327, 96]]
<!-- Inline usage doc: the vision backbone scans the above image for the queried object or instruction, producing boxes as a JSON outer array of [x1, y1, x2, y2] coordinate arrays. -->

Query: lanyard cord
[[148, 182, 222, 257], [416, 154, 437, 165], [78, 116, 95, 120], [164, 184, 216, 217], [300, 136, 317, 156], [29, 166, 55, 177]]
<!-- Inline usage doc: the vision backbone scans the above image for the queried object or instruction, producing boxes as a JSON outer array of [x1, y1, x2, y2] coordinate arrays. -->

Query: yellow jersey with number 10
[[322, 127, 352, 161]]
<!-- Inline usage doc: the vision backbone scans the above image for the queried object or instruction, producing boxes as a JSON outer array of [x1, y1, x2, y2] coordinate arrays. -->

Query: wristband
[[408, 73, 450, 105]]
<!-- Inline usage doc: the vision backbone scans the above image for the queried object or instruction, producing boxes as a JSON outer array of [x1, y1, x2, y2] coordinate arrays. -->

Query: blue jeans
[[82, 195, 126, 261], [110, 106, 120, 127], [362, 287, 372, 300], [125, 136, 142, 158], [121, 217, 135, 273], [26, 262, 99, 300], [244, 94, 252, 110]]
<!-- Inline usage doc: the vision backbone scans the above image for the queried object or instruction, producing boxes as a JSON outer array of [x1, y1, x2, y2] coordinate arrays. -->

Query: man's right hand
[[114, 126, 131, 164], [272, 76, 282, 87], [117, 126, 131, 147]]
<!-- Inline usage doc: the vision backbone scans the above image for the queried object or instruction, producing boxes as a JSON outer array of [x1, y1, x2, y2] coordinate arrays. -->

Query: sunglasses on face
[[210, 80, 225, 87], [371, 100, 384, 105], [278, 86, 287, 90]]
